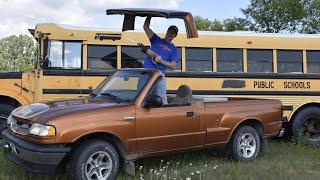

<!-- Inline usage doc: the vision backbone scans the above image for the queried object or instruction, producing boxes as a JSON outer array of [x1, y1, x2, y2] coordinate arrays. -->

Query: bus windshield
[[95, 70, 151, 103]]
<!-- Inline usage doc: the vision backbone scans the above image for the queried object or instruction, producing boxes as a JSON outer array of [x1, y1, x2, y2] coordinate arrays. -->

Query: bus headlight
[[29, 123, 56, 137]]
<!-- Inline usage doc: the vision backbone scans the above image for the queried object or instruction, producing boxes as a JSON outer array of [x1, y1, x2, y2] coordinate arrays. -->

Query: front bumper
[[1, 129, 71, 174]]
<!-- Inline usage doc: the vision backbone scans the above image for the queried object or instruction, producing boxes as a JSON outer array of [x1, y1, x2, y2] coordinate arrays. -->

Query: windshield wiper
[[100, 92, 123, 103]]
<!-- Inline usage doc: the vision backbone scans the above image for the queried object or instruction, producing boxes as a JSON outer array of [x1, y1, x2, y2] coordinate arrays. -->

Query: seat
[[172, 85, 193, 105]]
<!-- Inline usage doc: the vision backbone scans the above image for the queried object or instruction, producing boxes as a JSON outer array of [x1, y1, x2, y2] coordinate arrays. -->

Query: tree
[[194, 16, 225, 31], [223, 18, 252, 31], [194, 16, 214, 31], [300, 0, 320, 33], [195, 16, 247, 32], [211, 19, 224, 31], [0, 35, 37, 72], [241, 0, 305, 33]]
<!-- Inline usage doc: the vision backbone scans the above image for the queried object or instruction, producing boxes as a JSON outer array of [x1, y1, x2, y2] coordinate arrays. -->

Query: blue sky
[[179, 0, 250, 20], [0, 0, 250, 38]]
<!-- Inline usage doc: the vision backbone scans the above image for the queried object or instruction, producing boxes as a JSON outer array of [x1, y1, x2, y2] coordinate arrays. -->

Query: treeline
[[0, 35, 37, 72], [195, 0, 320, 33]]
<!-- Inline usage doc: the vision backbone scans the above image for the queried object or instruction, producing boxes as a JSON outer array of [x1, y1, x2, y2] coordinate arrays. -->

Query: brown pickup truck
[[2, 69, 284, 179]]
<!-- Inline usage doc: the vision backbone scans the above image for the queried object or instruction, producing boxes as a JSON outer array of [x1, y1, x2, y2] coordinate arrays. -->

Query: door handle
[[186, 112, 195, 117], [123, 116, 135, 121]]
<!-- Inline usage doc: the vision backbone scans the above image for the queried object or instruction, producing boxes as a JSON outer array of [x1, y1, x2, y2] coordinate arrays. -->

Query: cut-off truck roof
[[106, 8, 198, 39]]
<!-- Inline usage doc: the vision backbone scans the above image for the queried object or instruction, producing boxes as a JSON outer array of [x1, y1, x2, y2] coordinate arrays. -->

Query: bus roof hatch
[[106, 8, 198, 39]]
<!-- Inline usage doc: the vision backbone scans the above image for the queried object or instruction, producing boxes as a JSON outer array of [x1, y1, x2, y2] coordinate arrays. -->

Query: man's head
[[165, 25, 178, 42]]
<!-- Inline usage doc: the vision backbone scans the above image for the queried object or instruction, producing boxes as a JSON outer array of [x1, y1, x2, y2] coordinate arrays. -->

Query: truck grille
[[9, 118, 30, 136]]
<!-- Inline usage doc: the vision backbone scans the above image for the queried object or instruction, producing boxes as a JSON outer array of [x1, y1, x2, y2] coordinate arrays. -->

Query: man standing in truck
[[138, 16, 178, 103]]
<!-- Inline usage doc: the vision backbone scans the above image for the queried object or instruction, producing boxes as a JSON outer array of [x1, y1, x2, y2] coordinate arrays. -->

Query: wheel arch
[[70, 131, 127, 161], [289, 102, 320, 123], [229, 118, 264, 141], [0, 95, 22, 108]]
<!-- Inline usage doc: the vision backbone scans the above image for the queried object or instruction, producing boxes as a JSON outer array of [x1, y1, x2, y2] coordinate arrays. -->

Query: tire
[[292, 107, 320, 146], [0, 104, 15, 144], [69, 140, 119, 180], [228, 125, 260, 161]]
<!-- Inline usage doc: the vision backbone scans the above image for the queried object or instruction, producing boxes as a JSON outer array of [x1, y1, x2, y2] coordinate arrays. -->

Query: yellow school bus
[[1, 9, 320, 145]]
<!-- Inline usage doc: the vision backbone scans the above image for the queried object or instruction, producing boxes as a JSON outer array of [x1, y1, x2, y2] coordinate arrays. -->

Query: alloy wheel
[[85, 151, 113, 180], [237, 133, 257, 158]]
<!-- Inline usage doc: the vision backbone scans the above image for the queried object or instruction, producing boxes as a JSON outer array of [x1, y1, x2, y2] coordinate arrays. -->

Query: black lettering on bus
[[307, 82, 311, 89], [253, 81, 274, 89], [283, 81, 311, 89]]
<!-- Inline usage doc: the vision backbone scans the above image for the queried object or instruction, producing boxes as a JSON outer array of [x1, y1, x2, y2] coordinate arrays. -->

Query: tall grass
[[1, 140, 320, 180]]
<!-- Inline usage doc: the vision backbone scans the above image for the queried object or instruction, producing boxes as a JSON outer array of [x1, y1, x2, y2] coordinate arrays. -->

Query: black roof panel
[[106, 8, 190, 18]]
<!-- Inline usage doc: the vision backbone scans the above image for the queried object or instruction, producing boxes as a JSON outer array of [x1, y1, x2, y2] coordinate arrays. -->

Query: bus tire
[[292, 107, 320, 146], [0, 104, 15, 144]]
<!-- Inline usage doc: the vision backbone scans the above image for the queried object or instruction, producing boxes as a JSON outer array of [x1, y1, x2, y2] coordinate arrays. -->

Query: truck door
[[135, 104, 204, 154], [135, 80, 205, 154]]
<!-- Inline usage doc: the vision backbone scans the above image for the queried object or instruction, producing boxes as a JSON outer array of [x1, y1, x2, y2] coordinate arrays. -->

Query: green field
[[1, 140, 320, 180]]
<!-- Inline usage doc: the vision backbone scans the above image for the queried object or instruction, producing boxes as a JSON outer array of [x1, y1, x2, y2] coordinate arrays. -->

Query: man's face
[[165, 28, 177, 42]]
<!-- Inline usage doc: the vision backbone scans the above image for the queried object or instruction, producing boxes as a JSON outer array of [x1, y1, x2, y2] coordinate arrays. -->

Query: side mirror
[[143, 95, 163, 108]]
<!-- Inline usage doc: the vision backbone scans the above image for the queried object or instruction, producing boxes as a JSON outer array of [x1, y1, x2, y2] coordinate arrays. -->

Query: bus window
[[247, 49, 273, 73], [277, 50, 302, 73], [186, 48, 212, 71], [64, 42, 82, 69], [307, 51, 320, 73], [217, 48, 243, 72], [121, 46, 182, 70], [121, 46, 145, 68], [47, 41, 63, 68], [47, 41, 82, 69], [88, 45, 117, 70]]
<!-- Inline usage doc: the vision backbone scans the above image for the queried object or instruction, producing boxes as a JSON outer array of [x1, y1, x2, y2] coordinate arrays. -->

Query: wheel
[[228, 125, 260, 161], [0, 104, 15, 144], [292, 107, 320, 146], [69, 140, 119, 180]]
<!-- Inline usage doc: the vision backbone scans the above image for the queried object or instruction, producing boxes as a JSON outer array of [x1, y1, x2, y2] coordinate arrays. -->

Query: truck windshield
[[95, 70, 152, 103]]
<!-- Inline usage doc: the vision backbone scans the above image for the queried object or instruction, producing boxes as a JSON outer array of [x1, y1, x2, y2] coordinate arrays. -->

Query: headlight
[[7, 114, 16, 125], [29, 123, 56, 137]]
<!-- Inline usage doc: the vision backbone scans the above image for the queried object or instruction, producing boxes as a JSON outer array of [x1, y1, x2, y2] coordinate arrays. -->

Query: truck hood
[[12, 98, 129, 124]]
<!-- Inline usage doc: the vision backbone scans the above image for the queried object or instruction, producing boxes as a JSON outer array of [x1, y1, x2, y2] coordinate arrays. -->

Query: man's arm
[[162, 61, 177, 70], [154, 57, 177, 70], [143, 16, 154, 39]]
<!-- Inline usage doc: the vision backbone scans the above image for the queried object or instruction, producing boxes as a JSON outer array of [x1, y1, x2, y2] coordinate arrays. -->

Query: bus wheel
[[0, 104, 15, 144], [292, 107, 320, 146]]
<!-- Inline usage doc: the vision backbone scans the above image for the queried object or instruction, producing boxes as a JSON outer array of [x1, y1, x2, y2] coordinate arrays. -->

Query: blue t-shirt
[[143, 34, 178, 73]]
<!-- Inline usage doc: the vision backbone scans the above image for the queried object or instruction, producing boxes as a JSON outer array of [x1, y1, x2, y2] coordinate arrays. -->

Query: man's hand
[[138, 43, 157, 64]]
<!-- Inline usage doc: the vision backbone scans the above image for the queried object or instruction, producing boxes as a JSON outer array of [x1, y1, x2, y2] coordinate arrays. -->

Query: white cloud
[[0, 0, 181, 38]]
